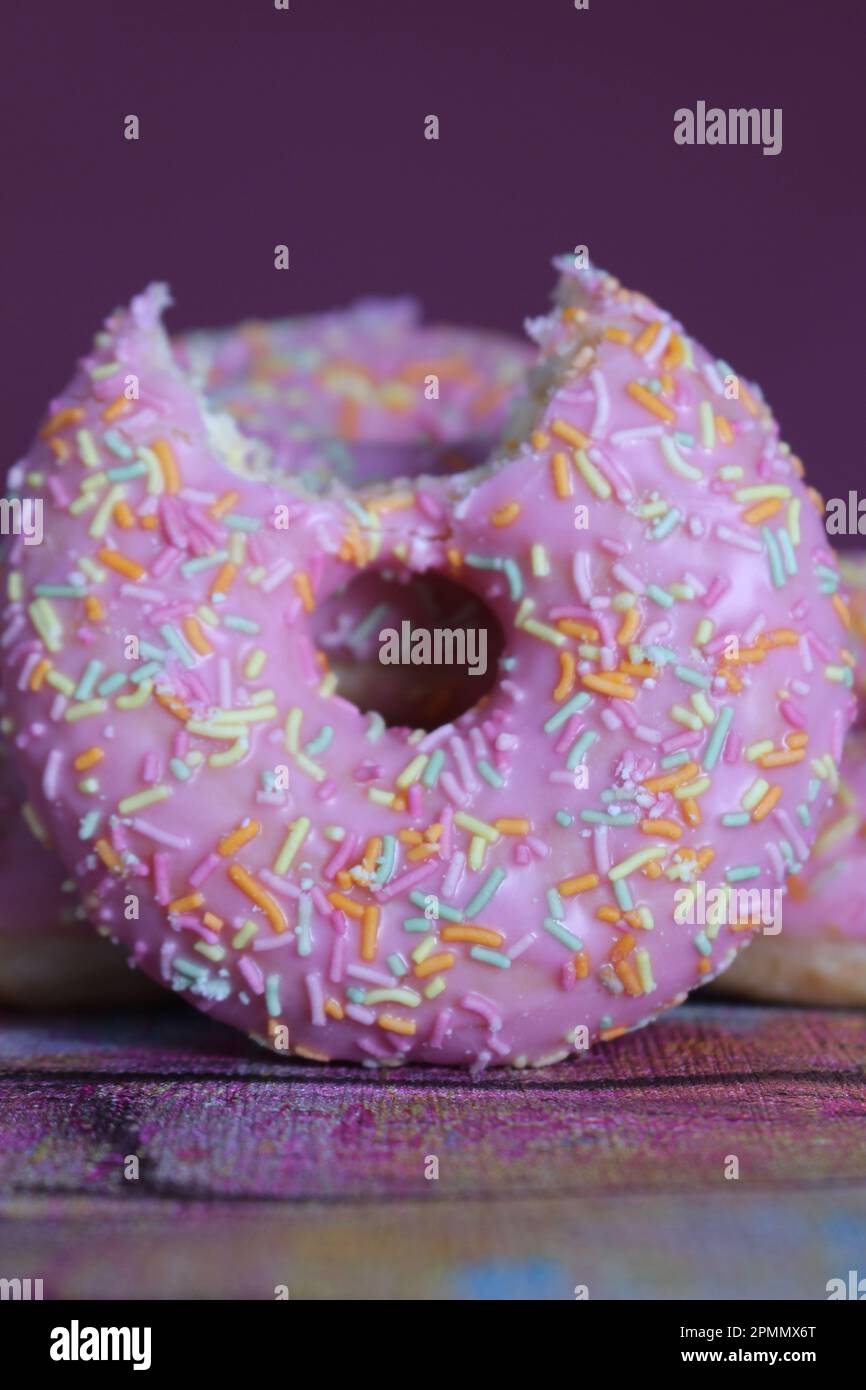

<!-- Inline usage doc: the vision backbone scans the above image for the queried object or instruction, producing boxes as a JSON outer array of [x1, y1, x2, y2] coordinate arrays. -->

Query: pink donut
[[2, 261, 855, 1067], [0, 304, 525, 1006]]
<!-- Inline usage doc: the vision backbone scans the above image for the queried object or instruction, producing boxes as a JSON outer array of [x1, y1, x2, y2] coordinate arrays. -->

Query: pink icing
[[1, 260, 856, 1066]]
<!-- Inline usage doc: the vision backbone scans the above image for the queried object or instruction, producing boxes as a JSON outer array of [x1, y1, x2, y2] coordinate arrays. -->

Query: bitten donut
[[711, 732, 866, 1005], [3, 261, 856, 1068], [0, 304, 525, 1008]]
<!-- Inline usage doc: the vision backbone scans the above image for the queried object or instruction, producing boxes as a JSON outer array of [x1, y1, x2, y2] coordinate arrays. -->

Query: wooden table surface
[[1, 1000, 865, 1300]]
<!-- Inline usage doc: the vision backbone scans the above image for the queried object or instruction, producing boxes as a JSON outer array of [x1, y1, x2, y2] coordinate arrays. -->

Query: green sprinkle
[[403, 917, 432, 932], [464, 867, 506, 918], [409, 891, 463, 923], [97, 672, 128, 696], [477, 759, 504, 788], [422, 748, 445, 787], [555, 810, 573, 827], [722, 812, 750, 827], [762, 526, 785, 588], [305, 725, 334, 757], [169, 757, 192, 781], [544, 692, 590, 734], [542, 917, 582, 951], [387, 953, 409, 977], [223, 615, 260, 634], [726, 864, 761, 883], [646, 584, 674, 608], [78, 810, 101, 840], [674, 663, 711, 689], [75, 659, 104, 701], [703, 705, 733, 771], [469, 946, 511, 969], [566, 728, 599, 770], [613, 878, 634, 911]]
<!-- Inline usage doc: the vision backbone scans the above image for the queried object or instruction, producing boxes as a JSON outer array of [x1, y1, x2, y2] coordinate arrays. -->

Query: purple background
[[3, 0, 863, 520]]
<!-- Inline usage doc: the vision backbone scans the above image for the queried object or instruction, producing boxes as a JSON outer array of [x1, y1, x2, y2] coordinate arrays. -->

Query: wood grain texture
[[1, 1001, 865, 1299]]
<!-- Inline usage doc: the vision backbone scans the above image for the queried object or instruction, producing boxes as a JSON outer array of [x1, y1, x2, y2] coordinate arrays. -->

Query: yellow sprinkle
[[733, 485, 791, 503], [741, 778, 769, 811], [395, 754, 428, 789], [454, 812, 500, 843], [673, 776, 710, 800], [609, 845, 667, 881], [116, 681, 153, 709], [28, 599, 62, 652], [521, 616, 566, 646], [118, 784, 171, 815], [574, 448, 612, 500], [243, 648, 267, 680], [208, 736, 249, 767], [64, 698, 108, 723], [751, 784, 781, 821], [468, 835, 487, 871], [273, 817, 311, 875]]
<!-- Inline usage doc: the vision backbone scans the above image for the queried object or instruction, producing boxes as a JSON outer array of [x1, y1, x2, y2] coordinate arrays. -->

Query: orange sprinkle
[[377, 1014, 416, 1036], [492, 818, 531, 836], [681, 797, 702, 827], [95, 838, 122, 872], [29, 658, 51, 691], [218, 820, 261, 856], [140, 514, 158, 530], [743, 498, 782, 525], [446, 546, 462, 570], [553, 650, 576, 702], [600, 1025, 628, 1042], [406, 843, 440, 863], [551, 418, 590, 449], [643, 762, 699, 793], [183, 616, 213, 656], [715, 414, 734, 444], [441, 925, 504, 948], [633, 320, 661, 356], [324, 998, 345, 1021], [763, 628, 799, 647], [490, 501, 521, 527], [531, 430, 550, 450], [574, 951, 589, 978], [50, 437, 71, 461], [362, 836, 383, 872], [758, 748, 804, 769], [74, 747, 104, 772], [40, 406, 85, 439], [618, 660, 657, 679], [168, 891, 204, 914], [228, 864, 288, 934], [559, 872, 600, 897], [152, 438, 181, 494], [293, 571, 315, 612], [551, 452, 573, 498], [211, 490, 240, 520], [661, 334, 684, 371], [361, 905, 380, 961], [210, 562, 236, 597], [201, 912, 223, 933], [84, 595, 104, 623], [624, 910, 649, 931], [558, 619, 600, 641], [626, 382, 675, 424], [113, 500, 136, 529], [581, 672, 635, 699], [155, 690, 192, 721], [833, 593, 851, 629], [738, 383, 759, 417], [640, 817, 682, 840], [97, 547, 146, 581], [102, 394, 133, 423], [751, 784, 782, 821], [398, 829, 424, 846], [414, 952, 456, 978], [597, 906, 622, 924], [604, 326, 632, 345], [724, 645, 765, 664], [696, 958, 713, 976], [615, 957, 643, 996], [616, 607, 640, 646], [643, 860, 663, 879], [327, 891, 364, 920], [696, 847, 716, 871], [786, 731, 809, 748], [611, 932, 636, 962]]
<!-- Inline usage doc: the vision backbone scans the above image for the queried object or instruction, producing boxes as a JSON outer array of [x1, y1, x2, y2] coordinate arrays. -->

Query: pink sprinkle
[[416, 489, 444, 521], [513, 843, 531, 864], [430, 1008, 453, 1048], [461, 992, 502, 1029], [305, 972, 326, 1026], [440, 804, 453, 859], [593, 824, 610, 874], [329, 934, 346, 984], [345, 1003, 376, 1027], [130, 818, 189, 850], [311, 885, 331, 917], [141, 751, 161, 785], [407, 783, 423, 817], [723, 731, 742, 764], [347, 963, 395, 987], [702, 575, 731, 609], [375, 860, 439, 903], [440, 771, 469, 806], [324, 831, 359, 880], [316, 779, 337, 801], [779, 700, 806, 729], [239, 956, 265, 995], [189, 852, 220, 888], [153, 852, 171, 904]]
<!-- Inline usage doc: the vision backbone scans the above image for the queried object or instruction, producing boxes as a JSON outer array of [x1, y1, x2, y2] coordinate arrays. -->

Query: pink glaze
[[1, 260, 856, 1067], [782, 731, 866, 940]]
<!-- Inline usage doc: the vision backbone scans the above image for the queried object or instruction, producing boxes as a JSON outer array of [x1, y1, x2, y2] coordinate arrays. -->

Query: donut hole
[[311, 570, 505, 729]]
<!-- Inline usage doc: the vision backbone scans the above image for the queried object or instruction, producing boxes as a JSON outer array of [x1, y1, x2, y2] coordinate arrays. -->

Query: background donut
[[0, 302, 528, 1008]]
